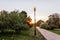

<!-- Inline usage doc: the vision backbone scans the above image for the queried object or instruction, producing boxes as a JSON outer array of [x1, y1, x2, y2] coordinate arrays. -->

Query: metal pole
[[34, 7, 36, 37]]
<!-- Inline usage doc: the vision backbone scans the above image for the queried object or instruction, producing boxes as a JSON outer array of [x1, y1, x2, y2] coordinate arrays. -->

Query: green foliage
[[49, 30, 60, 35], [41, 23, 59, 30], [36, 20, 44, 26], [41, 23, 49, 30], [46, 13, 60, 29], [0, 10, 30, 32], [0, 28, 43, 40]]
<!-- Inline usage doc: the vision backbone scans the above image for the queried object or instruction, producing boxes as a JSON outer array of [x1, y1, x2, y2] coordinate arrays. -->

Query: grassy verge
[[49, 29, 60, 35], [0, 28, 44, 40]]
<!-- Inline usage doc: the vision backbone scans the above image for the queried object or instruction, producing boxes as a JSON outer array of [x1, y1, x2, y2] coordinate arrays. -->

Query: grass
[[0, 28, 45, 40], [49, 29, 60, 35]]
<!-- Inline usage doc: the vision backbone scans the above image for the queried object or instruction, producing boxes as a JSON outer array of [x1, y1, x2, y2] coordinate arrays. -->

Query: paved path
[[36, 27, 60, 40]]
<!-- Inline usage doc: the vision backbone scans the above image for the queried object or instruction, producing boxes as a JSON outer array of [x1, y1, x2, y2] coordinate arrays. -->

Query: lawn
[[49, 29, 60, 35], [0, 28, 45, 40]]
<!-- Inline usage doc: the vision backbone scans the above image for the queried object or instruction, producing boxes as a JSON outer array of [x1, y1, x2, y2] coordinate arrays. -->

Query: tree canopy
[[0, 10, 30, 32], [46, 13, 60, 29]]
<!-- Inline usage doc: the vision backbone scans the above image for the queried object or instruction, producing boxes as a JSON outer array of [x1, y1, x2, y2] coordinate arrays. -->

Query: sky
[[0, 0, 60, 22]]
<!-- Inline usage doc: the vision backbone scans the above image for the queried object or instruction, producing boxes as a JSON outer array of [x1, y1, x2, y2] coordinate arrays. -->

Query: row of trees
[[0, 10, 31, 33], [1, 10, 59, 31], [36, 13, 60, 30], [46, 13, 60, 29]]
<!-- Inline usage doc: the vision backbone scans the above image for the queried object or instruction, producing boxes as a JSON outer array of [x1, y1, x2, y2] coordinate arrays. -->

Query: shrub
[[41, 23, 49, 30]]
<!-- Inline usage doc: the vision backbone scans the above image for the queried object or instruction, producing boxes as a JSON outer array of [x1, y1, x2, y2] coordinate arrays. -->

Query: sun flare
[[30, 16, 48, 23]]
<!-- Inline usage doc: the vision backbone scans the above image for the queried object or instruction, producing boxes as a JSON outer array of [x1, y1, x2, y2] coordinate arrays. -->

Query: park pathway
[[36, 27, 60, 40]]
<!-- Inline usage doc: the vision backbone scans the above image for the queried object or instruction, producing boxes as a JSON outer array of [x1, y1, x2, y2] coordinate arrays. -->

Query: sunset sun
[[30, 16, 48, 23]]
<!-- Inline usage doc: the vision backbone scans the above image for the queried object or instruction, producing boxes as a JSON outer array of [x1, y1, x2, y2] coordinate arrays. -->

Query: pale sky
[[0, 0, 60, 22]]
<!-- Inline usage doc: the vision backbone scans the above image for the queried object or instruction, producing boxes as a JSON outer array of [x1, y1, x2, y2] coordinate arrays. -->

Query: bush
[[0, 10, 30, 33], [48, 24, 58, 30], [41, 23, 49, 30], [41, 23, 59, 30]]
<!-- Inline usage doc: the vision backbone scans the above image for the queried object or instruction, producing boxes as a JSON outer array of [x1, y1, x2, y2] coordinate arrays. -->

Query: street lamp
[[34, 6, 36, 37]]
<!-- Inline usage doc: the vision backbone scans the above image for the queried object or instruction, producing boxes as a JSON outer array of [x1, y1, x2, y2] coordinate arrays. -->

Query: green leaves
[[0, 10, 29, 32]]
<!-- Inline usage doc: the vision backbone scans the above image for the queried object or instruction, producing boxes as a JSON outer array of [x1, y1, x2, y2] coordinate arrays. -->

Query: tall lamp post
[[34, 6, 36, 37]]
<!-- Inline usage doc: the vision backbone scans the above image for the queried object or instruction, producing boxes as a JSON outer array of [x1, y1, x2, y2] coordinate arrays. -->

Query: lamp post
[[34, 6, 36, 37]]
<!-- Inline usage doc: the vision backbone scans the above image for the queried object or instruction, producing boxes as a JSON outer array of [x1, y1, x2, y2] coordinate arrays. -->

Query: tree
[[0, 10, 30, 33], [26, 16, 33, 28], [18, 11, 29, 31], [46, 13, 60, 29], [41, 23, 49, 30], [0, 10, 9, 32], [36, 20, 44, 26], [20, 11, 27, 18]]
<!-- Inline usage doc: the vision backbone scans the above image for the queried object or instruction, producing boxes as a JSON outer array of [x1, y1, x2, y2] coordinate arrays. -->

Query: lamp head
[[34, 6, 36, 11]]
